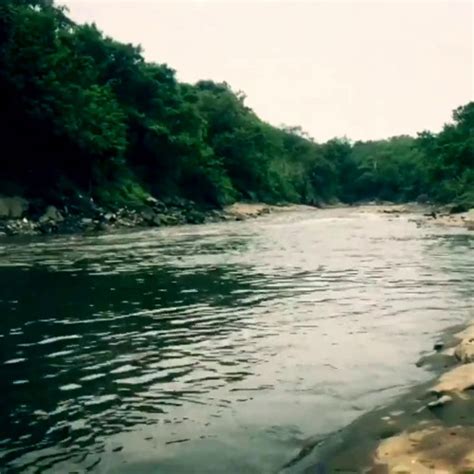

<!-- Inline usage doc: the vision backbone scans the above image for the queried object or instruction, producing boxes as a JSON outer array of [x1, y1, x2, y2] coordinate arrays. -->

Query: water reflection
[[0, 209, 472, 473]]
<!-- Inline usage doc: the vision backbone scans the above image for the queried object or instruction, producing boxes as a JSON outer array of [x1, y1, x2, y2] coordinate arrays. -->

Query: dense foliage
[[0, 0, 473, 210]]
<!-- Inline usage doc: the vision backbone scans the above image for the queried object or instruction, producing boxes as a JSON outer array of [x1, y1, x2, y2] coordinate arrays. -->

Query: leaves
[[0, 0, 472, 209]]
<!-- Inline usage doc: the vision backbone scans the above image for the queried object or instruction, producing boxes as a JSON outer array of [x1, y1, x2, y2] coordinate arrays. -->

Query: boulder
[[455, 324, 474, 341], [372, 425, 474, 473], [140, 208, 156, 224], [103, 213, 116, 223], [39, 205, 63, 223], [0, 196, 29, 218], [430, 363, 474, 394], [151, 215, 161, 227], [145, 196, 158, 206], [453, 324, 474, 363], [454, 338, 474, 363], [185, 209, 205, 224]]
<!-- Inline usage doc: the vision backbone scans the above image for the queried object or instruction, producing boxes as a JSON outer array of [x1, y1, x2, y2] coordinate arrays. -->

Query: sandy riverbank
[[273, 201, 473, 230], [1, 196, 472, 237], [223, 202, 316, 220], [430, 211, 474, 230], [359, 203, 474, 231]]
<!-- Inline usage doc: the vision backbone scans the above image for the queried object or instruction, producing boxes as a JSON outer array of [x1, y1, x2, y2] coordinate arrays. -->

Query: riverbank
[[0, 195, 317, 237], [367, 203, 474, 231], [382, 202, 472, 224], [286, 319, 474, 473], [1, 195, 472, 238]]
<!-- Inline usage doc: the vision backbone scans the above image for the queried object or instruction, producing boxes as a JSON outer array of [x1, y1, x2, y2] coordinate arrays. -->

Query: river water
[[0, 208, 472, 473]]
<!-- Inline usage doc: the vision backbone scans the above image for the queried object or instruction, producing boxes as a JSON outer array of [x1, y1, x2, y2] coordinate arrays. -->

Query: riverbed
[[0, 207, 472, 473]]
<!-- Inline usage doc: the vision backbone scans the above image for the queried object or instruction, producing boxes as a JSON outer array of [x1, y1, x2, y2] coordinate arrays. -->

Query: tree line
[[1, 0, 473, 211]]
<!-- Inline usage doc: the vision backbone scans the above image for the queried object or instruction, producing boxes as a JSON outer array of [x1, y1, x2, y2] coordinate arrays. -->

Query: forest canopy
[[0, 0, 473, 210]]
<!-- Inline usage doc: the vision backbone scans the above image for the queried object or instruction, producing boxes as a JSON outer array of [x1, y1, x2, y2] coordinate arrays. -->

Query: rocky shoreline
[[370, 323, 474, 473], [284, 320, 474, 473], [370, 203, 474, 230], [0, 196, 290, 237], [0, 196, 472, 238]]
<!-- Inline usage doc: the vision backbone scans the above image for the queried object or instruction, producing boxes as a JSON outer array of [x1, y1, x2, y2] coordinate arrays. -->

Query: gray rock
[[104, 213, 116, 223], [433, 341, 444, 351], [146, 196, 158, 206], [39, 205, 64, 223], [454, 338, 474, 363], [155, 200, 167, 212], [0, 196, 29, 218], [185, 210, 205, 224], [141, 208, 156, 223]]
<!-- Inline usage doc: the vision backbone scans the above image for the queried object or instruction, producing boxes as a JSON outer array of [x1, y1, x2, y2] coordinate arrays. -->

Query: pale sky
[[62, 0, 473, 142]]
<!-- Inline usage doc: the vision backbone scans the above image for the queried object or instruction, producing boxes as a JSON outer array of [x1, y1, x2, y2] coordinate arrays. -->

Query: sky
[[61, 0, 473, 142]]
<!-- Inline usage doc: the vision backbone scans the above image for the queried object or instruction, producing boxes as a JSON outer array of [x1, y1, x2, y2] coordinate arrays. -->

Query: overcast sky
[[62, 0, 473, 142]]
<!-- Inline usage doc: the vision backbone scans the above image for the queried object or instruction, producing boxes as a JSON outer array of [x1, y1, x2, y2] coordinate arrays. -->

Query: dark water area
[[0, 208, 472, 473]]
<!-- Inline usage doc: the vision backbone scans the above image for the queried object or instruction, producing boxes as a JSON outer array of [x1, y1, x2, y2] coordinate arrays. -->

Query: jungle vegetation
[[1, 0, 472, 210]]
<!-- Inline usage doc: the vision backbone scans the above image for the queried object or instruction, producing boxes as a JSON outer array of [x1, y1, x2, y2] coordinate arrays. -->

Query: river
[[0, 207, 472, 473]]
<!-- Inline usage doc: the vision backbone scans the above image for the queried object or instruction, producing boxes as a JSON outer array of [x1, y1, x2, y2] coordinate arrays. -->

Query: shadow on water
[[0, 237, 274, 471]]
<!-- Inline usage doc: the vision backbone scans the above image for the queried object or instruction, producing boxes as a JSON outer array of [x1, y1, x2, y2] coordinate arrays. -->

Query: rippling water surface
[[0, 208, 472, 473]]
